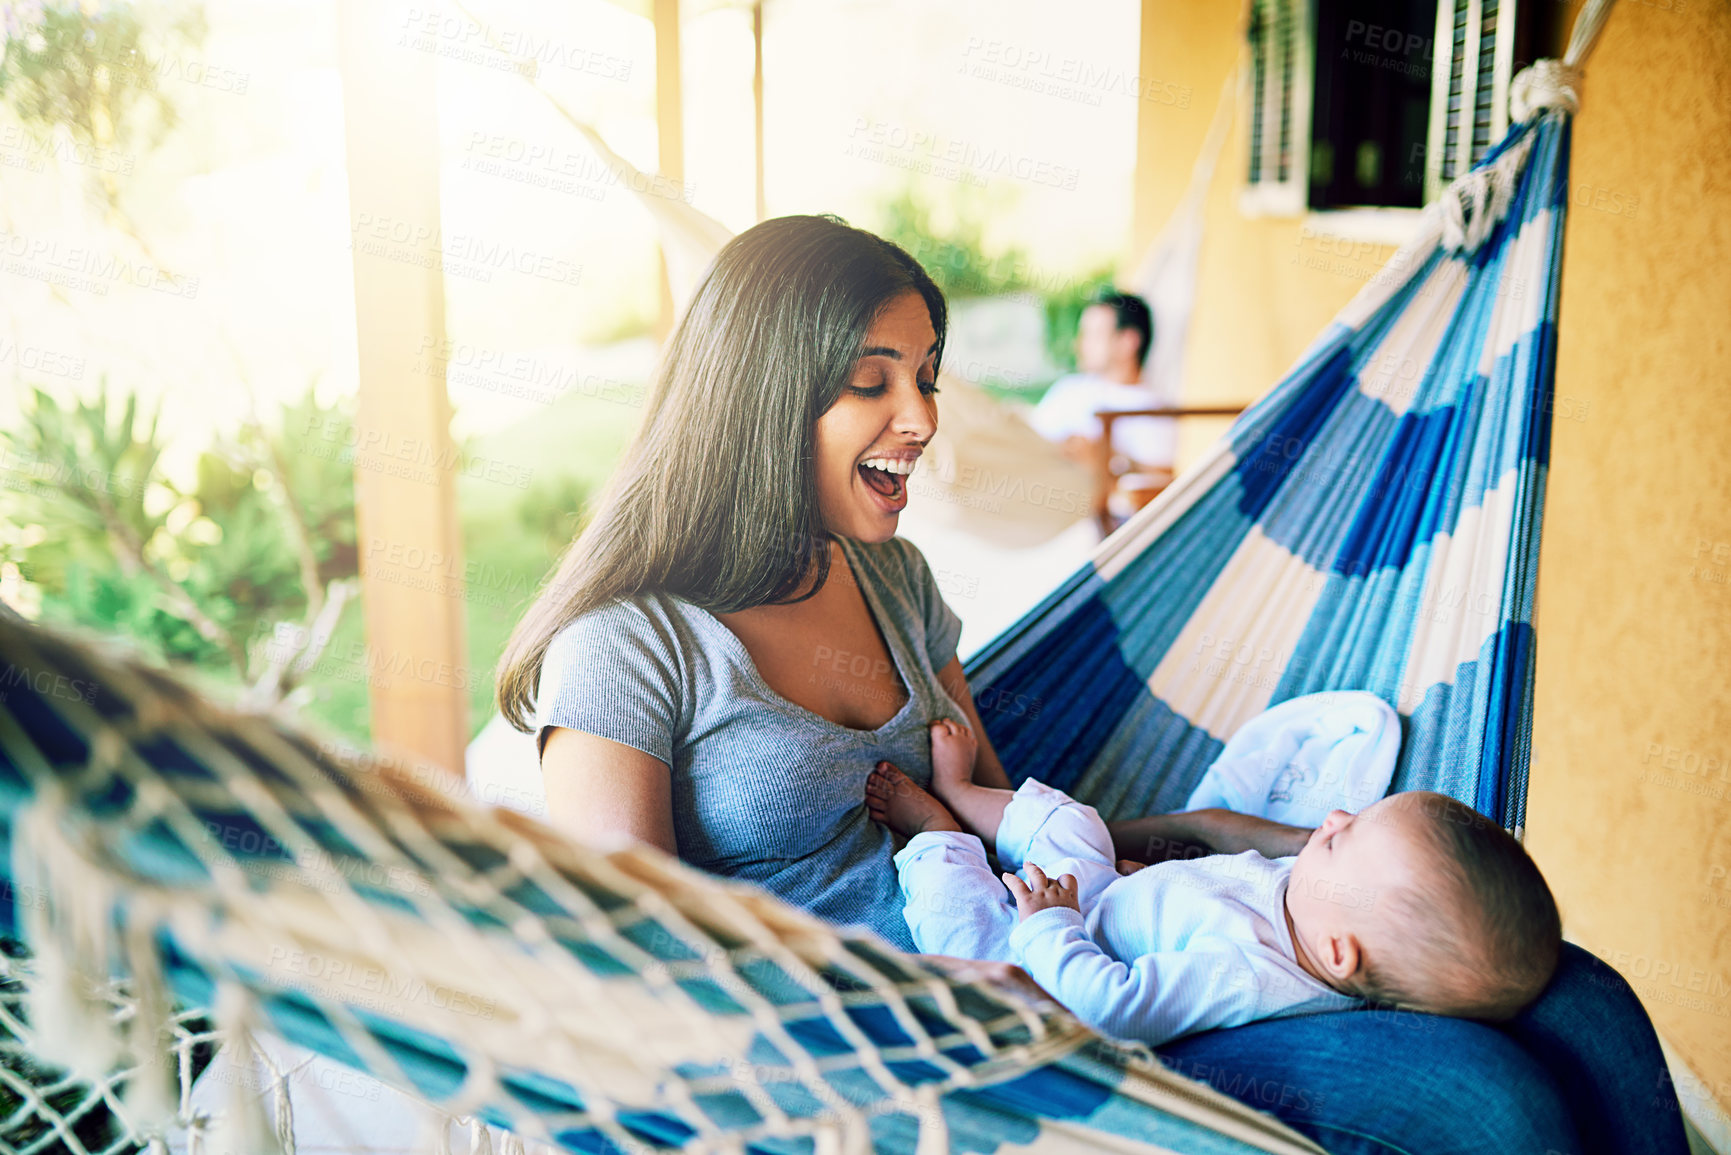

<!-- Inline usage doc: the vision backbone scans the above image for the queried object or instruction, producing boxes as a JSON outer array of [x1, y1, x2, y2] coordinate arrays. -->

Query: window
[[1423, 0, 1537, 200], [1310, 0, 1434, 209], [1242, 0, 1538, 217], [1242, 0, 1312, 216]]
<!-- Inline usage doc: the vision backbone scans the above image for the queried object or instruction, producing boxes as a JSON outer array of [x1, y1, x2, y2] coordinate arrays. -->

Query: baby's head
[[1286, 791, 1560, 1020]]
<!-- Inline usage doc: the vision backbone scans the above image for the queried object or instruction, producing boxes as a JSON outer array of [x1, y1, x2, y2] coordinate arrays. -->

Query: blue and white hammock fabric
[[0, 613, 1323, 1155], [969, 109, 1574, 836], [0, 33, 1605, 1155]]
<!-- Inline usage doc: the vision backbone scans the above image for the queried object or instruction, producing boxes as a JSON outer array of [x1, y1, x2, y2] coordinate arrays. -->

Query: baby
[[866, 719, 1562, 1046]]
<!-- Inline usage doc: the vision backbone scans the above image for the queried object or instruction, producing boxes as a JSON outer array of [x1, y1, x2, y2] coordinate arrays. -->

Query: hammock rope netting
[[0, 16, 1610, 1153], [0, 617, 1321, 1155]]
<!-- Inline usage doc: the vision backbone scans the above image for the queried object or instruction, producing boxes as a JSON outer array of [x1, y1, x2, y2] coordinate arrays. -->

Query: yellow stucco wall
[[1526, 0, 1731, 1116], [1131, 1, 1400, 464], [1134, 0, 1731, 1115]]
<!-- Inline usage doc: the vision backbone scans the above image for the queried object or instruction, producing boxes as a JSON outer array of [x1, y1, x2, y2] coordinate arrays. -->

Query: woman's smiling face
[[814, 290, 940, 542]]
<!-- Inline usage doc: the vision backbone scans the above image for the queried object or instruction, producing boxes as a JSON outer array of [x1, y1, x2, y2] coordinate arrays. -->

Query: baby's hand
[[1002, 863, 1080, 921]]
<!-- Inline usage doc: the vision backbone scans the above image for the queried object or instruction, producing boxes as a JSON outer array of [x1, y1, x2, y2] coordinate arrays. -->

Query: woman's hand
[[1001, 863, 1080, 921]]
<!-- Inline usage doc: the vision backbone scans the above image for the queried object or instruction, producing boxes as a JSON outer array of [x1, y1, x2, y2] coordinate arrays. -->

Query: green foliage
[[1041, 267, 1117, 374], [516, 473, 590, 551], [290, 446, 597, 746], [1, 381, 620, 746], [254, 391, 360, 586], [874, 187, 1033, 300], [0, 0, 205, 157], [0, 383, 195, 653], [0, 383, 359, 685], [871, 186, 1115, 376], [450, 386, 639, 739]]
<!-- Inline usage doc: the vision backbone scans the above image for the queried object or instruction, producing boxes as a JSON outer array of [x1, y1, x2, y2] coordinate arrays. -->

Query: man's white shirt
[[1028, 373, 1177, 466]]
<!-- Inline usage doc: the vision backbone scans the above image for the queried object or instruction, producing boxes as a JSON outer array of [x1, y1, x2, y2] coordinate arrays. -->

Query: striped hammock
[[969, 109, 1572, 834], [0, 21, 1609, 1155]]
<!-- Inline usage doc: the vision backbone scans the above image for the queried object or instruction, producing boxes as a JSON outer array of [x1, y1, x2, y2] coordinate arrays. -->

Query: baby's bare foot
[[928, 718, 978, 805], [866, 761, 961, 838]]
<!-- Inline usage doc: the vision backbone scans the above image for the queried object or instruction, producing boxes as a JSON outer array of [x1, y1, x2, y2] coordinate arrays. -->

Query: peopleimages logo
[[0, 229, 200, 298], [0, 338, 85, 380], [0, 125, 134, 174], [461, 133, 695, 204], [957, 37, 1193, 108], [301, 413, 536, 490], [266, 946, 498, 1021], [398, 8, 633, 82], [412, 336, 646, 408], [0, 662, 100, 705], [844, 120, 1080, 191], [348, 214, 583, 287]]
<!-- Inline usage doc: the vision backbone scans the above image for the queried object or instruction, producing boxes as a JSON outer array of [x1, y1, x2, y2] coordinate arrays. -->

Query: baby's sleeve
[[894, 537, 964, 671], [534, 602, 686, 767], [1009, 912, 1264, 1045]]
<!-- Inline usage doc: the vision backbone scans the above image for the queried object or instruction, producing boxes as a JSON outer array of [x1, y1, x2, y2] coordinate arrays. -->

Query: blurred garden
[[0, 0, 1134, 748], [7, 2, 1731, 1148]]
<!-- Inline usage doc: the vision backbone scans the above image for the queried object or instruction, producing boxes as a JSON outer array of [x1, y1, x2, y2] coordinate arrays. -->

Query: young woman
[[497, 213, 1297, 947], [496, 215, 1686, 1155]]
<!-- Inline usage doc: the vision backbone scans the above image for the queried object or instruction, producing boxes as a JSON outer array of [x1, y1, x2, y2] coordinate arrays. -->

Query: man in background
[[1028, 291, 1175, 471]]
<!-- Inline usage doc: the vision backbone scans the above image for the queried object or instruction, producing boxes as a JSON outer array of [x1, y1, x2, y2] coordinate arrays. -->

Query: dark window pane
[[1310, 0, 1438, 208]]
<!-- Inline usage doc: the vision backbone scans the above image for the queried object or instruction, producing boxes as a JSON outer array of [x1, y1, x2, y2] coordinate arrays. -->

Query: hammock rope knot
[[1441, 47, 1590, 254], [1438, 129, 1538, 254], [1511, 59, 1585, 121]]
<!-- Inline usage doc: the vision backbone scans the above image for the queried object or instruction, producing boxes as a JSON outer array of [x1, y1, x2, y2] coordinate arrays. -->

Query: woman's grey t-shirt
[[533, 535, 966, 952]]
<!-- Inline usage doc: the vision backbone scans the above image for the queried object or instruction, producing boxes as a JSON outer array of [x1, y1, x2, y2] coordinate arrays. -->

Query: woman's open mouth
[[858, 456, 915, 513]]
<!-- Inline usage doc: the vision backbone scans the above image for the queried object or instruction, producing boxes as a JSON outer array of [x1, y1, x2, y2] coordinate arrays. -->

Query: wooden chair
[[1091, 406, 1247, 536]]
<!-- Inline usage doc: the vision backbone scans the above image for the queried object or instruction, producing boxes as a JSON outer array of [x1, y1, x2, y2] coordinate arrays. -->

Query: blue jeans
[[1156, 943, 1690, 1155]]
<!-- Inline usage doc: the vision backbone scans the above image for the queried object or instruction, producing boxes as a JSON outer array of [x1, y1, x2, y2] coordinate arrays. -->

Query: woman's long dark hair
[[496, 215, 946, 731]]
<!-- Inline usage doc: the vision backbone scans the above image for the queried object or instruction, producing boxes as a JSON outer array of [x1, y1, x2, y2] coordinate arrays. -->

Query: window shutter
[[1424, 0, 1521, 200], [1242, 0, 1312, 215]]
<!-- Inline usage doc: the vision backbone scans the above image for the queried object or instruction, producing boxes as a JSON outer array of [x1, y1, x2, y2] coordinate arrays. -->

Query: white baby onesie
[[893, 778, 1361, 1045]]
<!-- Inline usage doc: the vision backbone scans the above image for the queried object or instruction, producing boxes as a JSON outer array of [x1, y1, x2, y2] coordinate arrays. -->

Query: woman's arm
[[541, 726, 678, 855], [935, 655, 1014, 789]]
